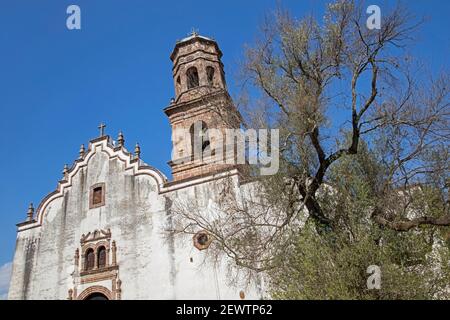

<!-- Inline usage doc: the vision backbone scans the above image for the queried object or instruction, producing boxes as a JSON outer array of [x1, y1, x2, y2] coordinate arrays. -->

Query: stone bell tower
[[164, 32, 242, 182]]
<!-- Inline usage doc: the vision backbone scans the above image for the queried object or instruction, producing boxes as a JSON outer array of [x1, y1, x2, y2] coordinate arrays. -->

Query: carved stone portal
[[69, 229, 121, 300]]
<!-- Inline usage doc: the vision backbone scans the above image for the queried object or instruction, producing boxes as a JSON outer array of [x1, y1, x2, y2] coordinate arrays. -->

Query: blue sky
[[0, 0, 448, 293]]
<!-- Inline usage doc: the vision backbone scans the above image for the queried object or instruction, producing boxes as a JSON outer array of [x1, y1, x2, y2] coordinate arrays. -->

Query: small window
[[85, 248, 95, 271], [90, 183, 105, 209], [186, 67, 199, 89], [206, 66, 215, 86], [93, 187, 102, 205], [197, 233, 209, 245], [176, 76, 181, 95], [220, 70, 226, 87], [193, 231, 212, 250], [190, 121, 210, 157], [98, 246, 106, 269]]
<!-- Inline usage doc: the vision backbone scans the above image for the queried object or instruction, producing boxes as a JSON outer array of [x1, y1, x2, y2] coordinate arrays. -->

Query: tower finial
[[27, 203, 34, 221], [190, 28, 199, 37], [63, 164, 69, 179], [79, 144, 85, 159], [118, 131, 125, 147], [98, 123, 106, 137], [134, 143, 141, 159]]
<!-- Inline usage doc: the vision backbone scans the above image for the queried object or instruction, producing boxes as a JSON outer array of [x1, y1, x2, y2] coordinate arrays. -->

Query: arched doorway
[[77, 285, 114, 300], [85, 292, 109, 300]]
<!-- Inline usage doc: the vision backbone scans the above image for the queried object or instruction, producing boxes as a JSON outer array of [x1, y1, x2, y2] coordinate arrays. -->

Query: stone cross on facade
[[98, 123, 106, 137]]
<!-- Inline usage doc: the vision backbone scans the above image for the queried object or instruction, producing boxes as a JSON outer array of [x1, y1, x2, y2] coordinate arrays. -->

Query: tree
[[170, 0, 450, 298], [269, 145, 450, 299]]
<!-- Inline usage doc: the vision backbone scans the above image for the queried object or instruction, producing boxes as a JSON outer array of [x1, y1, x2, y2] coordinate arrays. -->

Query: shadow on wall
[[0, 262, 12, 300]]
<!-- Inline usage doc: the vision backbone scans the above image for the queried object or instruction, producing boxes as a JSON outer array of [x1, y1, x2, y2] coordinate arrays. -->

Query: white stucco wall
[[8, 138, 263, 300]]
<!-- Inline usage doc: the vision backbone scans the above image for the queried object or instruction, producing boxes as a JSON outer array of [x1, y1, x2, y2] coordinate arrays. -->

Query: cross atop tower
[[190, 28, 199, 37], [98, 123, 106, 137]]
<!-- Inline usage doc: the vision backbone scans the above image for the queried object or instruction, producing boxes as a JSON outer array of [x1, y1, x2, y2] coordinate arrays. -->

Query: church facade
[[8, 34, 264, 300]]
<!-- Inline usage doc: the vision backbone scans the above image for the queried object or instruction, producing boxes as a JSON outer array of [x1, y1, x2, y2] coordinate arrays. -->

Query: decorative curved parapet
[[18, 135, 168, 232]]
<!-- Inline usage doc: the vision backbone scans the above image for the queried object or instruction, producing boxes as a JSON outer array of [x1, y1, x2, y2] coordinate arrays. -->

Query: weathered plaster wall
[[8, 142, 263, 300]]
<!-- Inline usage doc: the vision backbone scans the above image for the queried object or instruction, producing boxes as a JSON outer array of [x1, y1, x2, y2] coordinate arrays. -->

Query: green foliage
[[269, 144, 450, 299], [270, 223, 450, 299]]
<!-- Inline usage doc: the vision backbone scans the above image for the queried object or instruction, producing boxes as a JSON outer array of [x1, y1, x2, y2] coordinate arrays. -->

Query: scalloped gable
[[19, 136, 168, 231]]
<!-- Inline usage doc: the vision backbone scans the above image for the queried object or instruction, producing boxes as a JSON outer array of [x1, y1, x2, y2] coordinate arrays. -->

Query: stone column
[[116, 279, 122, 300], [93, 248, 98, 270], [74, 249, 79, 270], [112, 241, 117, 266], [106, 247, 110, 267], [68, 289, 73, 300]]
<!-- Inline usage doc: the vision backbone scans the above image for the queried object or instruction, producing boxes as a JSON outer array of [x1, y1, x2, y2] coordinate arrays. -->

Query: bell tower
[[164, 32, 242, 182]]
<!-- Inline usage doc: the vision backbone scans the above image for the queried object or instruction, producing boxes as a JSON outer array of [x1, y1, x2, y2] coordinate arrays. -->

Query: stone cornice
[[164, 88, 232, 117], [170, 35, 222, 61]]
